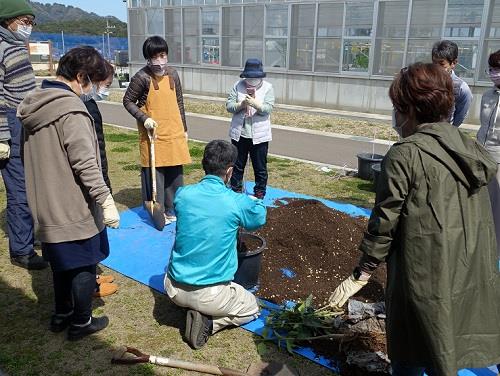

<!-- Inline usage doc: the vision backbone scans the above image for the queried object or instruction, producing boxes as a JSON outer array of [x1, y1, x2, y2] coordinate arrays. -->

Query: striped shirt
[[0, 38, 36, 140]]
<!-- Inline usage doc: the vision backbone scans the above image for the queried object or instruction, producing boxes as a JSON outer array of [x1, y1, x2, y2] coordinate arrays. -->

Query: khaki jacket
[[361, 122, 500, 375], [18, 85, 110, 243]]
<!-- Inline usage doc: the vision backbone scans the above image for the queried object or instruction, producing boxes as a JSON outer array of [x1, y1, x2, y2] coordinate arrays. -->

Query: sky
[[39, 1, 128, 22]]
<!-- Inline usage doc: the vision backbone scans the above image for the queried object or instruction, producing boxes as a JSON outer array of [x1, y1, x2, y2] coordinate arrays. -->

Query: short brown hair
[[56, 46, 108, 85], [488, 50, 500, 70], [389, 62, 454, 124]]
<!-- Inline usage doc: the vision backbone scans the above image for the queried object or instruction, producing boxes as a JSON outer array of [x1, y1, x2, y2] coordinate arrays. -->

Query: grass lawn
[[108, 89, 398, 142], [0, 125, 375, 376]]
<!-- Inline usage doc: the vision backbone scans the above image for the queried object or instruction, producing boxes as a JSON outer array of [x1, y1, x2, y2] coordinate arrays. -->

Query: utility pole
[[105, 19, 116, 61]]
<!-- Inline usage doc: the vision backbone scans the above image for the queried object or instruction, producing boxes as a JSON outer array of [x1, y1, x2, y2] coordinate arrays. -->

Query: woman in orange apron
[[123, 36, 191, 224]]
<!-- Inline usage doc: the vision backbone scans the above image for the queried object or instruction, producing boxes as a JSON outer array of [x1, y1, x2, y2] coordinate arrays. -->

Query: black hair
[[142, 36, 169, 59], [432, 40, 459, 63], [202, 140, 238, 177], [56, 46, 108, 84], [489, 50, 500, 70]]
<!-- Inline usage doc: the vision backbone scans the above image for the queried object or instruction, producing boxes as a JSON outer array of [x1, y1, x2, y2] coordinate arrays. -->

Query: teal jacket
[[168, 175, 267, 286]]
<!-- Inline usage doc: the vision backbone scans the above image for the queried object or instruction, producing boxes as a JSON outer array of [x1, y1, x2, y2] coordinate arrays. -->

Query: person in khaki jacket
[[18, 47, 120, 341], [123, 36, 191, 227]]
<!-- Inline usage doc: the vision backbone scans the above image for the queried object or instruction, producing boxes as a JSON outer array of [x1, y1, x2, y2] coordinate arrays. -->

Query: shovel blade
[[144, 200, 165, 231]]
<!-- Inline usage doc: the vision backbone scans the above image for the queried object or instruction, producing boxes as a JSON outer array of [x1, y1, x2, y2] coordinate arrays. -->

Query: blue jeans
[[230, 137, 268, 198], [1, 111, 34, 258], [391, 362, 437, 376]]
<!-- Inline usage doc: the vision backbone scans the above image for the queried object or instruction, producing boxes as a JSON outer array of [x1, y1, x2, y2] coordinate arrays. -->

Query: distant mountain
[[29, 2, 127, 37]]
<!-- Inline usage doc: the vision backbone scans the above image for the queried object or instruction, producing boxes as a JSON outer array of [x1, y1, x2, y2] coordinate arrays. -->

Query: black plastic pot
[[357, 153, 384, 180], [371, 163, 381, 191], [234, 231, 266, 290]]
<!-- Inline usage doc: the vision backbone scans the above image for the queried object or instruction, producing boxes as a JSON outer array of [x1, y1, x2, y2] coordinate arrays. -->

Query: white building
[[126, 0, 500, 123]]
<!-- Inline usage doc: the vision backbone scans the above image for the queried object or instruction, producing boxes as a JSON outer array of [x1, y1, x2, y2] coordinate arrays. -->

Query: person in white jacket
[[477, 49, 500, 258], [226, 59, 275, 199]]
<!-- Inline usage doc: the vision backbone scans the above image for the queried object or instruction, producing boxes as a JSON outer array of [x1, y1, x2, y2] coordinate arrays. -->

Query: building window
[[406, 0, 445, 65], [342, 2, 373, 73], [480, 0, 500, 80], [146, 8, 164, 36], [221, 6, 242, 67], [315, 2, 343, 73], [290, 4, 315, 71], [183, 8, 200, 65], [129, 9, 146, 62], [373, 1, 409, 76], [202, 8, 220, 64], [165, 8, 181, 63], [265, 4, 288, 68], [243, 5, 264, 62]]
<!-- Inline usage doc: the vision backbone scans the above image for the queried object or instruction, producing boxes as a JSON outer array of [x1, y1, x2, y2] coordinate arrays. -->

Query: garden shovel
[[144, 129, 165, 231]]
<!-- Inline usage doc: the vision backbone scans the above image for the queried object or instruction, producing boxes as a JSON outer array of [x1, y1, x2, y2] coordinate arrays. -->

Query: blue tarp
[[101, 183, 497, 375]]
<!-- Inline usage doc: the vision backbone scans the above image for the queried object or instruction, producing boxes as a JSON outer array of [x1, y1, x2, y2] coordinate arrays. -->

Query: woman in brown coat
[[123, 36, 191, 227]]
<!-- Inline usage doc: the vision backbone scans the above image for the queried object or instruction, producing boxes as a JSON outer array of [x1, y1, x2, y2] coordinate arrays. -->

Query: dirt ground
[[256, 199, 386, 306]]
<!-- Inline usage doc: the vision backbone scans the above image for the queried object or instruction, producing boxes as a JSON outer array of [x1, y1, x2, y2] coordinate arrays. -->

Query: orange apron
[[138, 75, 192, 167]]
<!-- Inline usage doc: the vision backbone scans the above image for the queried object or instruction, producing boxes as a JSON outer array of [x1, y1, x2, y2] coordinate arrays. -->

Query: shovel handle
[[147, 129, 158, 202], [111, 346, 150, 364], [151, 356, 247, 376]]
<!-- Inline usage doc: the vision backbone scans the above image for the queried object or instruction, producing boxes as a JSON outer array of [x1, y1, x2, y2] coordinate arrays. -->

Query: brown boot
[[93, 282, 118, 298], [96, 274, 114, 284]]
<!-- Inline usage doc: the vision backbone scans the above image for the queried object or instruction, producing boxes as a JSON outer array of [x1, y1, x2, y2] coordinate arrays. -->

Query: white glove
[[0, 141, 10, 160], [244, 95, 263, 111], [184, 132, 188, 140], [101, 194, 120, 228], [328, 274, 369, 309], [236, 101, 247, 111], [144, 118, 158, 130]]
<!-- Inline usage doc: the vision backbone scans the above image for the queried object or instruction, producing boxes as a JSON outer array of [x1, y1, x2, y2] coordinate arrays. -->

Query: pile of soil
[[250, 199, 389, 375], [256, 199, 386, 306]]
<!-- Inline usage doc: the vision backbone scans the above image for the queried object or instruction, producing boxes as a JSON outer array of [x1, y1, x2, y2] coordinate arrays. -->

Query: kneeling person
[[165, 140, 267, 349]]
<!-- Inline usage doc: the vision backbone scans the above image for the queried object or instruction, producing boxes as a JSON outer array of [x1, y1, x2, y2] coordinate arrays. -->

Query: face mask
[[245, 78, 262, 87], [392, 109, 408, 138], [149, 57, 168, 77], [95, 87, 110, 101], [11, 23, 32, 41], [489, 68, 500, 87], [79, 76, 97, 102]]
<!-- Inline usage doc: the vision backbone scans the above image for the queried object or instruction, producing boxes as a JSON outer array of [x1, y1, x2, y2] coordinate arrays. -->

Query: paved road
[[98, 101, 391, 170]]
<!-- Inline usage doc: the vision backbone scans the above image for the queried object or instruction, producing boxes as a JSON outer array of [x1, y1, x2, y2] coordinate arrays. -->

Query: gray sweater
[[17, 85, 110, 243]]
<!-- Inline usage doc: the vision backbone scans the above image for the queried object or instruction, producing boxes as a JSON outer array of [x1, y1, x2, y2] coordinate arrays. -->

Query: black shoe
[[67, 316, 109, 341], [50, 312, 73, 333], [185, 310, 213, 349], [11, 252, 48, 270]]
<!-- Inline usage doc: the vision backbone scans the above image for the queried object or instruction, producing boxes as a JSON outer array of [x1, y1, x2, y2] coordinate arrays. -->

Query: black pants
[[52, 264, 96, 325], [141, 165, 183, 215], [230, 138, 268, 198]]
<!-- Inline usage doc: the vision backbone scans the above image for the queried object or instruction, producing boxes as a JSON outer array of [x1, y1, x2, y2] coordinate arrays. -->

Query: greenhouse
[[126, 0, 500, 122]]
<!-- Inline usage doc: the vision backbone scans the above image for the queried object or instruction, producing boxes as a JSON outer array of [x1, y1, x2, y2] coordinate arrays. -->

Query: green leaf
[[285, 339, 295, 354], [256, 342, 268, 356]]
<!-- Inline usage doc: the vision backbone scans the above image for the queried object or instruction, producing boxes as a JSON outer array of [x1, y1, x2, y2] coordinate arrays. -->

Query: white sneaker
[[165, 214, 177, 222]]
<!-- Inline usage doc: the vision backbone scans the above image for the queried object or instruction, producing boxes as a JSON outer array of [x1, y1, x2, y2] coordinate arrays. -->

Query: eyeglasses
[[16, 17, 36, 26]]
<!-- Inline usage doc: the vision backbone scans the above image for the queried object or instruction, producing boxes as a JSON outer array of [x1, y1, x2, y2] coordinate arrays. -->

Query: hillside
[[29, 1, 127, 37]]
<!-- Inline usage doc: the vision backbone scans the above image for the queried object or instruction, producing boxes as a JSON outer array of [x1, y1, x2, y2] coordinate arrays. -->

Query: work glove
[[328, 274, 369, 309], [144, 118, 158, 130], [0, 141, 10, 160], [236, 100, 247, 111], [101, 194, 120, 228], [244, 95, 263, 111]]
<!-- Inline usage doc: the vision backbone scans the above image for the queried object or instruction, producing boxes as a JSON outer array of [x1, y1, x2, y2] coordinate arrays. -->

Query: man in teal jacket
[[165, 140, 267, 349]]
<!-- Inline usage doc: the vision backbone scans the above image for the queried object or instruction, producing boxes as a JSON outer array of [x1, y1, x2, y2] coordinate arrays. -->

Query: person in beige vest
[[123, 36, 191, 226]]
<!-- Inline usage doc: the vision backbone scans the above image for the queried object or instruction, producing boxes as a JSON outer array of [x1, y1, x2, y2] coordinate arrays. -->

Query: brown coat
[[123, 66, 187, 131]]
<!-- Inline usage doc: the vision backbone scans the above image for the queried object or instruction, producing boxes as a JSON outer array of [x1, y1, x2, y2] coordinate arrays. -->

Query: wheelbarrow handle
[[111, 346, 150, 364]]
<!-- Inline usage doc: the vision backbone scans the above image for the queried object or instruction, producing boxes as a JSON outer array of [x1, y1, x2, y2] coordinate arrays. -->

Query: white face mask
[[95, 87, 110, 101], [392, 109, 408, 138], [148, 57, 168, 77], [79, 75, 97, 102], [13, 23, 33, 40], [245, 78, 262, 87]]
